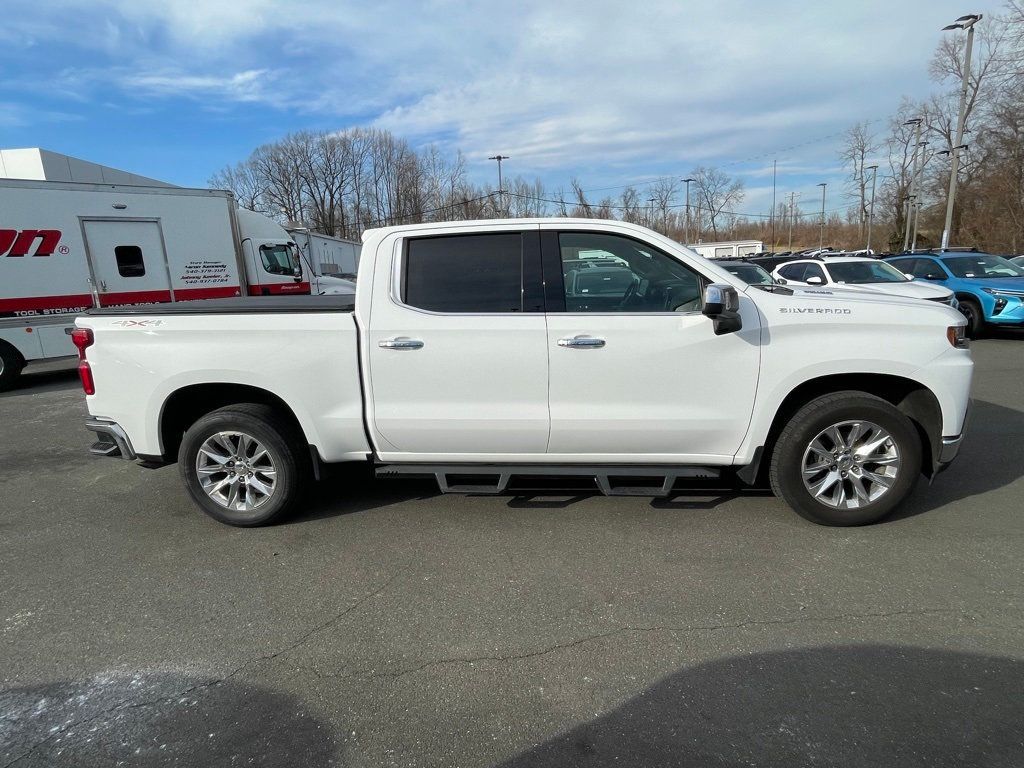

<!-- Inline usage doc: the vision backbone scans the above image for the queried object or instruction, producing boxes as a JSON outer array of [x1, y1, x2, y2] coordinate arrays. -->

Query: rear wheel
[[770, 392, 922, 526], [0, 342, 25, 392], [178, 404, 310, 526], [958, 298, 984, 338]]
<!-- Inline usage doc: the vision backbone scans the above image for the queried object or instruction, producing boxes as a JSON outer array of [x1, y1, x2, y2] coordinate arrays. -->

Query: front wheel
[[178, 404, 310, 526], [0, 342, 25, 392], [769, 392, 922, 526], [958, 298, 984, 338]]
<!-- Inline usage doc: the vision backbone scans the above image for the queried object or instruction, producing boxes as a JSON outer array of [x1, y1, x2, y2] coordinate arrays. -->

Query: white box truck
[[0, 178, 308, 390], [287, 229, 360, 279]]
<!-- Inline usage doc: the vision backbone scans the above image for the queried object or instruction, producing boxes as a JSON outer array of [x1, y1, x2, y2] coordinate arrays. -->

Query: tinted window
[[943, 254, 1024, 279], [723, 264, 773, 285], [804, 263, 827, 283], [114, 245, 145, 277], [558, 232, 702, 312], [902, 258, 946, 280], [827, 261, 909, 284], [778, 263, 807, 281], [404, 233, 523, 313]]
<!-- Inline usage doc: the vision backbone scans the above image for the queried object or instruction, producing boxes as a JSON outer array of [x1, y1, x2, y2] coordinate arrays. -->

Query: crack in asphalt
[[1, 572, 397, 768], [327, 606, 970, 683]]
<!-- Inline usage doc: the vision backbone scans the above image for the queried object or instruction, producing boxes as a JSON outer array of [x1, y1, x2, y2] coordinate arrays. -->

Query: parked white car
[[773, 257, 957, 306], [75, 219, 972, 528]]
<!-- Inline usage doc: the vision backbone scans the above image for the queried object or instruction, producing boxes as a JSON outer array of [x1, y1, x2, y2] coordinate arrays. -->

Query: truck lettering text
[[0, 229, 62, 257]]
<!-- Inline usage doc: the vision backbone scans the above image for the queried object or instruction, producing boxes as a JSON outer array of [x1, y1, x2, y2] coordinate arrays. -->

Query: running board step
[[375, 464, 721, 498]]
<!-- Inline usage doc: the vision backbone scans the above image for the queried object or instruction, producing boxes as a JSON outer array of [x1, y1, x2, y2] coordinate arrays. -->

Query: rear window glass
[[403, 233, 523, 313]]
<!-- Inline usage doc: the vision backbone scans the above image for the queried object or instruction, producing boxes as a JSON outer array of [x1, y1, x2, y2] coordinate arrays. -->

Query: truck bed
[[85, 295, 354, 316]]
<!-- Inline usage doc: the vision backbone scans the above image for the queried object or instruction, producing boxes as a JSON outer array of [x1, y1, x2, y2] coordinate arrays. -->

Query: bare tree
[[840, 121, 880, 236], [690, 167, 744, 239]]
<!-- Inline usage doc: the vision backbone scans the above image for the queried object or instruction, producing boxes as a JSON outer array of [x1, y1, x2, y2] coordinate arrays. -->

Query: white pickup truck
[[74, 219, 973, 527]]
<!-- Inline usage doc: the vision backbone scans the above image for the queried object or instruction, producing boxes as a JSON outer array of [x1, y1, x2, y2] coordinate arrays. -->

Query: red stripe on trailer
[[0, 293, 93, 312], [247, 282, 311, 295]]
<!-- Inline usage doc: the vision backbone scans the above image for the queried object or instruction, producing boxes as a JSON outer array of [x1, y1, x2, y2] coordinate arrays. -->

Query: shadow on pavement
[[0, 672, 339, 767], [498, 644, 1024, 768], [280, 399, 1023, 526], [0, 364, 79, 398], [889, 398, 1024, 521]]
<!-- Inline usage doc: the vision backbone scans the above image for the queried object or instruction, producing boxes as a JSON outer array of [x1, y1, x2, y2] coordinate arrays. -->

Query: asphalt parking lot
[[2, 336, 1023, 767]]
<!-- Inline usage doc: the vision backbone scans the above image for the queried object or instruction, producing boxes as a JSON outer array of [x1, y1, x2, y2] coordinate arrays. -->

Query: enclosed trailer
[[0, 178, 307, 389], [288, 228, 361, 279]]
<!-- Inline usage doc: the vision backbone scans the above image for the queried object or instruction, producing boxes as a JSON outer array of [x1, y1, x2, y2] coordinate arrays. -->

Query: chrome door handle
[[557, 335, 605, 348], [379, 337, 424, 350]]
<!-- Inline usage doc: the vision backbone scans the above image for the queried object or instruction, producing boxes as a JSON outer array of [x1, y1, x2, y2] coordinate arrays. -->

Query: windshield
[[943, 254, 1024, 279], [827, 261, 908, 284], [260, 244, 301, 277], [722, 264, 774, 285]]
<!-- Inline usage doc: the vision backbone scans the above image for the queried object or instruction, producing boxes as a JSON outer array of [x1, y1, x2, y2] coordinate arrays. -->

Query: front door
[[366, 227, 549, 459], [542, 228, 761, 462], [83, 219, 172, 307]]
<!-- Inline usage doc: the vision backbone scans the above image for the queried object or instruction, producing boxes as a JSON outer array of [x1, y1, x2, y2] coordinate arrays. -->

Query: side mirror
[[293, 267, 303, 282], [702, 283, 742, 336], [806, 275, 824, 285], [904, 273, 915, 281], [776, 278, 788, 285]]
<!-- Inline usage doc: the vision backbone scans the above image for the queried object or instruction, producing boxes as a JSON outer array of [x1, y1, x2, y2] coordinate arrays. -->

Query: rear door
[[366, 227, 550, 458], [82, 219, 173, 307]]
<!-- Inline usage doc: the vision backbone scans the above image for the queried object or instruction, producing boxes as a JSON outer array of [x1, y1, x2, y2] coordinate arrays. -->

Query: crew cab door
[[541, 227, 761, 462], [365, 227, 549, 458], [82, 218, 173, 307]]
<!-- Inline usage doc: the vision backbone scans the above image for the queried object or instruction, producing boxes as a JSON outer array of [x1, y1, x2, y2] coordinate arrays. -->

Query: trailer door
[[82, 219, 173, 307]]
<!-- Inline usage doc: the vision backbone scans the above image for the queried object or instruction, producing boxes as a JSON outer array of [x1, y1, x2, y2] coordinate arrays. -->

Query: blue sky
[[0, 0, 985, 217]]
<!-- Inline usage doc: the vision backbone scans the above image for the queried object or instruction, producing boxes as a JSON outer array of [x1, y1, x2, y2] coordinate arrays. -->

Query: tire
[[177, 403, 310, 526], [769, 392, 922, 526], [958, 298, 984, 338], [0, 342, 25, 392]]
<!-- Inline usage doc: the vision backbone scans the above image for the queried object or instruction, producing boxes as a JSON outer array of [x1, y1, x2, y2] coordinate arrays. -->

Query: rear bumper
[[86, 418, 136, 460]]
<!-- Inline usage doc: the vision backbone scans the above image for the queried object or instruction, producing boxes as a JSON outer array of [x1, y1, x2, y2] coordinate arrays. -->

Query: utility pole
[[816, 183, 827, 251], [682, 177, 695, 244], [911, 143, 929, 251], [902, 118, 923, 252], [488, 154, 509, 216], [941, 13, 981, 249], [787, 192, 799, 250], [865, 165, 878, 253]]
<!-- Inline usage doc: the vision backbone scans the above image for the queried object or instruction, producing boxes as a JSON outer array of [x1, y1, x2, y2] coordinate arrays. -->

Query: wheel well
[[0, 338, 27, 367], [954, 292, 981, 306], [159, 383, 306, 463], [757, 374, 942, 483]]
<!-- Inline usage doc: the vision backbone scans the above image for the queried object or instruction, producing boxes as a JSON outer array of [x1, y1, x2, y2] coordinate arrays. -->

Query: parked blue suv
[[885, 250, 1024, 336]]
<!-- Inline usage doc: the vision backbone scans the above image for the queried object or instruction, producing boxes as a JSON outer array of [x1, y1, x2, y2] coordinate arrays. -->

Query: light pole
[[816, 183, 827, 251], [647, 197, 657, 230], [682, 177, 695, 244], [865, 165, 878, 253], [940, 13, 982, 249], [902, 118, 923, 251], [787, 192, 799, 250], [488, 154, 509, 216], [911, 141, 930, 250]]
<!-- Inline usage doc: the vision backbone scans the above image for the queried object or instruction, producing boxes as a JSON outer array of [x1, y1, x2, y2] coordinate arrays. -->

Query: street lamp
[[865, 164, 878, 253], [902, 118, 923, 252], [682, 177, 695, 244], [911, 140, 929, 251], [647, 197, 658, 230], [488, 154, 509, 216], [940, 13, 982, 249], [816, 183, 827, 251]]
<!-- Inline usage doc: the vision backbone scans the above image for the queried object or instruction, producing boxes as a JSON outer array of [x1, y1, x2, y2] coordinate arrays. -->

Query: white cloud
[[3, 0, 980, 192]]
